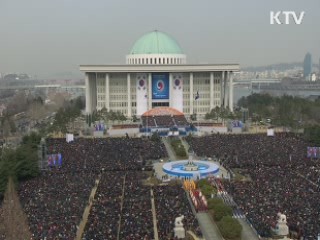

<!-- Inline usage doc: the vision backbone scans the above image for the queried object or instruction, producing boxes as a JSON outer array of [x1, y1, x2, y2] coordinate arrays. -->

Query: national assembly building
[[80, 30, 239, 118]]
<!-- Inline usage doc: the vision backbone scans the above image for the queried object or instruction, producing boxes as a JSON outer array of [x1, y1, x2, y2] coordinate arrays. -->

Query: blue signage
[[152, 73, 169, 99]]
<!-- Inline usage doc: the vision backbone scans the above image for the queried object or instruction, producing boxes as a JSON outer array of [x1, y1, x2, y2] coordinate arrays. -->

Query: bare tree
[[26, 101, 47, 122], [5, 91, 28, 116], [1, 177, 32, 240], [2, 119, 11, 140]]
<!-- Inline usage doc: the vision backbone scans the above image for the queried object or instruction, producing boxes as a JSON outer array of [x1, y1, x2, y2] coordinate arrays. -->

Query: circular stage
[[162, 160, 219, 180]]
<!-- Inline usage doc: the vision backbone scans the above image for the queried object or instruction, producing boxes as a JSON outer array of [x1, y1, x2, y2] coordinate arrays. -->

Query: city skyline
[[0, 0, 319, 79]]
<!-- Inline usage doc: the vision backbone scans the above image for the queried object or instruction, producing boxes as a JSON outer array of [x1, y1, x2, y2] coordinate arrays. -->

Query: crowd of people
[[46, 137, 168, 172], [153, 185, 202, 240], [83, 172, 124, 239], [186, 133, 320, 239], [19, 171, 97, 240], [141, 115, 189, 128], [119, 172, 154, 240], [0, 137, 204, 239], [6, 131, 318, 239]]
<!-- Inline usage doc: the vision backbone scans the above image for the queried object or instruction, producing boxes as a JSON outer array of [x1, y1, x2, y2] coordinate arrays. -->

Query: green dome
[[130, 31, 184, 55]]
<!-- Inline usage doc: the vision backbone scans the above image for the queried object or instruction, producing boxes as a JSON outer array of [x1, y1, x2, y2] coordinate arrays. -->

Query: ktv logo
[[270, 11, 305, 25]]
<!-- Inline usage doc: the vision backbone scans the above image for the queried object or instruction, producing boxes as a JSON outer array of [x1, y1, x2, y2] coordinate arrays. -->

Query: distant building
[[303, 52, 312, 79], [81, 30, 239, 117]]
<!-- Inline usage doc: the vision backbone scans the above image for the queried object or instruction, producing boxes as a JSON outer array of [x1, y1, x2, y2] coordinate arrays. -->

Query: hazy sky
[[0, 0, 319, 79]]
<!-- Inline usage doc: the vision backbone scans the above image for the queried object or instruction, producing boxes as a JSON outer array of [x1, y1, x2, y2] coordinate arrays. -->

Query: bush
[[197, 179, 209, 188], [212, 203, 233, 221], [217, 216, 242, 239], [200, 184, 215, 199], [197, 179, 217, 199], [207, 197, 224, 210]]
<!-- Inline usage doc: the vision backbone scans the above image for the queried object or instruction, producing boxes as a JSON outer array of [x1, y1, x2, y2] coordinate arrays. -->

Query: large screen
[[152, 73, 169, 99], [48, 153, 62, 167], [307, 147, 320, 158]]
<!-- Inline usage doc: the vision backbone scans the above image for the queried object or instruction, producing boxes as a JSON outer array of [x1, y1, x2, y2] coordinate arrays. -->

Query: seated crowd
[[153, 185, 202, 240], [19, 171, 97, 240], [186, 133, 320, 239], [83, 173, 124, 239], [141, 115, 189, 128], [119, 172, 154, 240], [0, 137, 203, 239]]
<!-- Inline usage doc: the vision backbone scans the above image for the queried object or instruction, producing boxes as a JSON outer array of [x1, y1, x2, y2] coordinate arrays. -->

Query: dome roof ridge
[[129, 30, 184, 55]]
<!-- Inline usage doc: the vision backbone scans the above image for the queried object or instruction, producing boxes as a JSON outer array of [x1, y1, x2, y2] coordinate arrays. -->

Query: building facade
[[303, 52, 312, 79], [80, 31, 239, 117]]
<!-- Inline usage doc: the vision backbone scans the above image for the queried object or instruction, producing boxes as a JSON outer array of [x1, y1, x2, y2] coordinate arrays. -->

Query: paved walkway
[[75, 177, 101, 240], [150, 189, 159, 240], [117, 174, 127, 240], [238, 219, 260, 240], [295, 171, 319, 188], [196, 212, 223, 240], [161, 138, 177, 160], [180, 138, 190, 153]]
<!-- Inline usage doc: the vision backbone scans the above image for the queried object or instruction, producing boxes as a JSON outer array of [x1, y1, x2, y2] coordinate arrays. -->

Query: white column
[[210, 72, 214, 110], [221, 71, 224, 108], [169, 73, 173, 107], [91, 74, 97, 112], [105, 73, 110, 110], [229, 71, 234, 112], [224, 71, 229, 108], [189, 72, 193, 114], [148, 73, 152, 110], [127, 73, 131, 117], [85, 73, 91, 113]]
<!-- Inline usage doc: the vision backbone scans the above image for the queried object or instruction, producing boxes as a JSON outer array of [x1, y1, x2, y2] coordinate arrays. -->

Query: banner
[[171, 73, 183, 112], [267, 129, 274, 136], [66, 133, 74, 143], [136, 73, 148, 115], [152, 73, 169, 99]]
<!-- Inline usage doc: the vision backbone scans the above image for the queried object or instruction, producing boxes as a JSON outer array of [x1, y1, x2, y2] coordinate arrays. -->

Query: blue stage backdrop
[[152, 73, 169, 99]]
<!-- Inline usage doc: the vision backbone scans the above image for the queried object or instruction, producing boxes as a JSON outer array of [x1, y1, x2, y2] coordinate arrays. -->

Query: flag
[[195, 91, 200, 100]]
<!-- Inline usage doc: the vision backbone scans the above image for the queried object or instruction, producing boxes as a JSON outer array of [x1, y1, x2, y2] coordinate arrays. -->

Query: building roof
[[79, 64, 240, 73], [130, 30, 184, 55], [142, 107, 184, 117]]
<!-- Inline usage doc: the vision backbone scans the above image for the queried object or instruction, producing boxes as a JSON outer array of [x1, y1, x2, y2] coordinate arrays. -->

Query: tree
[[5, 91, 28, 116], [190, 113, 197, 121], [1, 177, 32, 240], [0, 132, 41, 194], [304, 125, 320, 145], [217, 216, 242, 239], [9, 119, 16, 134], [151, 132, 161, 142], [2, 118, 11, 139], [132, 115, 138, 122]]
